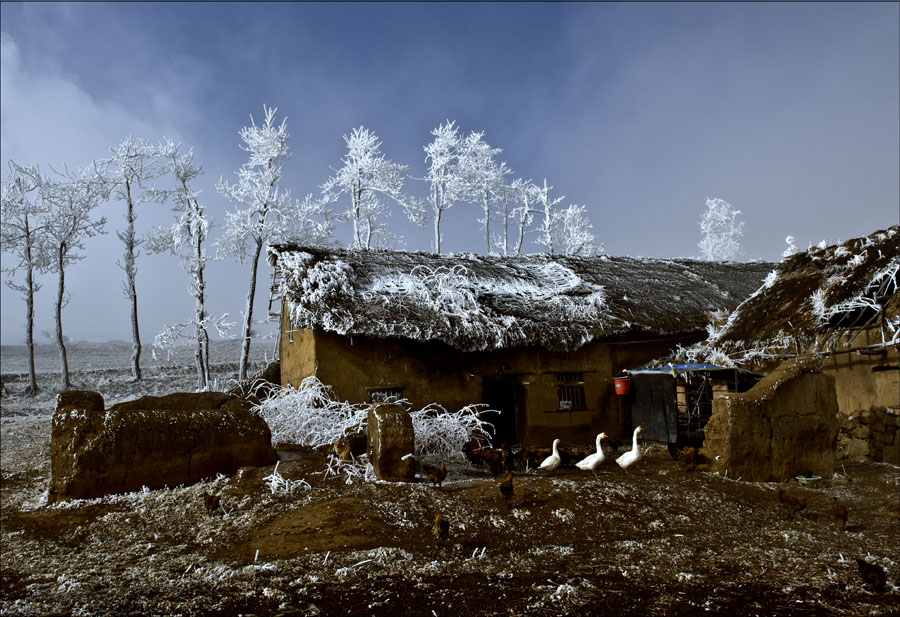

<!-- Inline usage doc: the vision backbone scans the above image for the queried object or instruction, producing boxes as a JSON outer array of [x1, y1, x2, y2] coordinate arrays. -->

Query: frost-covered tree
[[1, 162, 50, 395], [27, 164, 108, 389], [145, 141, 229, 390], [532, 179, 566, 255], [458, 131, 509, 254], [698, 197, 745, 261], [101, 136, 165, 382], [321, 126, 423, 250], [218, 105, 331, 380], [511, 178, 601, 256], [553, 203, 602, 256], [491, 177, 524, 256], [423, 120, 468, 254], [782, 235, 800, 259], [509, 179, 539, 256]]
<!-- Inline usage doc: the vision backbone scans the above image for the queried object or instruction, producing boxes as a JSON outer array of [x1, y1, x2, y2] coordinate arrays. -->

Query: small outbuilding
[[267, 245, 772, 446], [709, 226, 899, 463]]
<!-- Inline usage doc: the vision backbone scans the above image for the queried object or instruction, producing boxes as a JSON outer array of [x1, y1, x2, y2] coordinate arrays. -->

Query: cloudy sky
[[1, 2, 898, 346]]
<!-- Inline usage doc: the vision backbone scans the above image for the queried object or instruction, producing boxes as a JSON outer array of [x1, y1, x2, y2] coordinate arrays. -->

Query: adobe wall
[[701, 356, 839, 482], [280, 301, 318, 389], [279, 319, 701, 446], [741, 326, 898, 464], [823, 327, 899, 415]]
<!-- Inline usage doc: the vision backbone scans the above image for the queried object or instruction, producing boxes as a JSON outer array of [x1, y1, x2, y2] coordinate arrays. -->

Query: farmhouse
[[267, 245, 773, 446], [710, 226, 900, 463]]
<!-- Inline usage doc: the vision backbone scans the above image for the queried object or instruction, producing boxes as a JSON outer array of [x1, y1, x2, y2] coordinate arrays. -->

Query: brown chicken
[[333, 437, 352, 461], [856, 558, 887, 592], [425, 463, 447, 488], [433, 510, 450, 545], [830, 497, 848, 531], [499, 472, 514, 508], [777, 489, 807, 520], [202, 492, 221, 515], [677, 447, 700, 471]]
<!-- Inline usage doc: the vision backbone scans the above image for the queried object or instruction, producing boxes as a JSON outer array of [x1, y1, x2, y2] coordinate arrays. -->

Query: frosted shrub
[[410, 402, 496, 463], [255, 376, 368, 447], [255, 377, 497, 464]]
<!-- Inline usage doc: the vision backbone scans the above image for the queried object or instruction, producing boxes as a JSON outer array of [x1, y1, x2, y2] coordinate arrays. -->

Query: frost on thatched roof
[[713, 226, 899, 352], [268, 245, 774, 353]]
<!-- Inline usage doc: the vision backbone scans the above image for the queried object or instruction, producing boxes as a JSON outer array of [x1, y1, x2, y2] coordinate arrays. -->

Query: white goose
[[616, 426, 644, 474], [576, 432, 607, 475], [538, 439, 561, 472]]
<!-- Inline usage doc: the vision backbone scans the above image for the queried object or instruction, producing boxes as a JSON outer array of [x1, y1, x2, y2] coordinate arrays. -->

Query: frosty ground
[[1, 344, 898, 617]]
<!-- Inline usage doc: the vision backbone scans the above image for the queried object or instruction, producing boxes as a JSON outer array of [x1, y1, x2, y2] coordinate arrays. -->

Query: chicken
[[424, 463, 447, 488], [777, 488, 807, 520], [515, 446, 549, 470], [483, 450, 505, 476], [463, 443, 504, 475], [333, 436, 352, 461], [830, 497, 848, 531], [677, 446, 700, 471], [499, 442, 515, 473], [463, 442, 481, 467], [856, 558, 887, 592], [499, 472, 514, 508], [202, 492, 221, 515], [433, 510, 450, 545]]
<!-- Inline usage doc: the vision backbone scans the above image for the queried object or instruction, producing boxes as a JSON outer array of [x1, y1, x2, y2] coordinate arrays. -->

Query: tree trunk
[[22, 211, 39, 396], [353, 179, 363, 249], [483, 190, 491, 254], [55, 246, 71, 390], [24, 268, 38, 395], [501, 195, 509, 257], [239, 239, 263, 381], [194, 226, 209, 391], [124, 183, 142, 381], [433, 208, 442, 254]]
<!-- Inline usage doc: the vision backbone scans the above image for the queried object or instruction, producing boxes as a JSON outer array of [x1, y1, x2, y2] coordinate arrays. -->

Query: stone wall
[[837, 408, 899, 465], [701, 356, 839, 482]]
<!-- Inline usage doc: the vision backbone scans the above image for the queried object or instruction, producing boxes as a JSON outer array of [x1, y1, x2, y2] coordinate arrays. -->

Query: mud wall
[[823, 327, 899, 416], [702, 356, 839, 482], [742, 326, 898, 464], [279, 320, 700, 446]]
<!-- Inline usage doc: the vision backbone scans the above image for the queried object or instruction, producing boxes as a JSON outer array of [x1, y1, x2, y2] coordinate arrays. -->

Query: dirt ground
[[1, 409, 898, 617]]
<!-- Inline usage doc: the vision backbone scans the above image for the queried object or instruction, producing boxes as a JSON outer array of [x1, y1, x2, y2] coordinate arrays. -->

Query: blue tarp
[[627, 363, 761, 378], [629, 363, 728, 374]]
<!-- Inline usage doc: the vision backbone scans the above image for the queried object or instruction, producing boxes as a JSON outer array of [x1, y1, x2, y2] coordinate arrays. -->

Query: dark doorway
[[482, 376, 522, 446]]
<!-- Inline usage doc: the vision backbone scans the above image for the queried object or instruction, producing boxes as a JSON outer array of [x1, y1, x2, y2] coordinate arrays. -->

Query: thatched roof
[[268, 245, 774, 353], [714, 226, 899, 350]]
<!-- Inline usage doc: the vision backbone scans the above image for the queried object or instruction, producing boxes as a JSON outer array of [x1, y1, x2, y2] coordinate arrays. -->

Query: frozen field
[[0, 339, 275, 417]]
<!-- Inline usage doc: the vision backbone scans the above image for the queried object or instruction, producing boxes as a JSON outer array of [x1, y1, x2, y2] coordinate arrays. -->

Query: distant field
[[0, 339, 278, 375]]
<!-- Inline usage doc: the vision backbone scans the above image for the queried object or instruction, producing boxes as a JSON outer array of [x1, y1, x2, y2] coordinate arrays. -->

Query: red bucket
[[614, 377, 631, 395]]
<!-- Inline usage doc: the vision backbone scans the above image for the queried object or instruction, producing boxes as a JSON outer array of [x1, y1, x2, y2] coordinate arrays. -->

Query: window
[[556, 372, 586, 411], [369, 388, 405, 404]]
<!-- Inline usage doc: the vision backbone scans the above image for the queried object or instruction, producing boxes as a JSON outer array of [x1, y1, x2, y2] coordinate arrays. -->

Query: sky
[[1, 2, 898, 347]]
